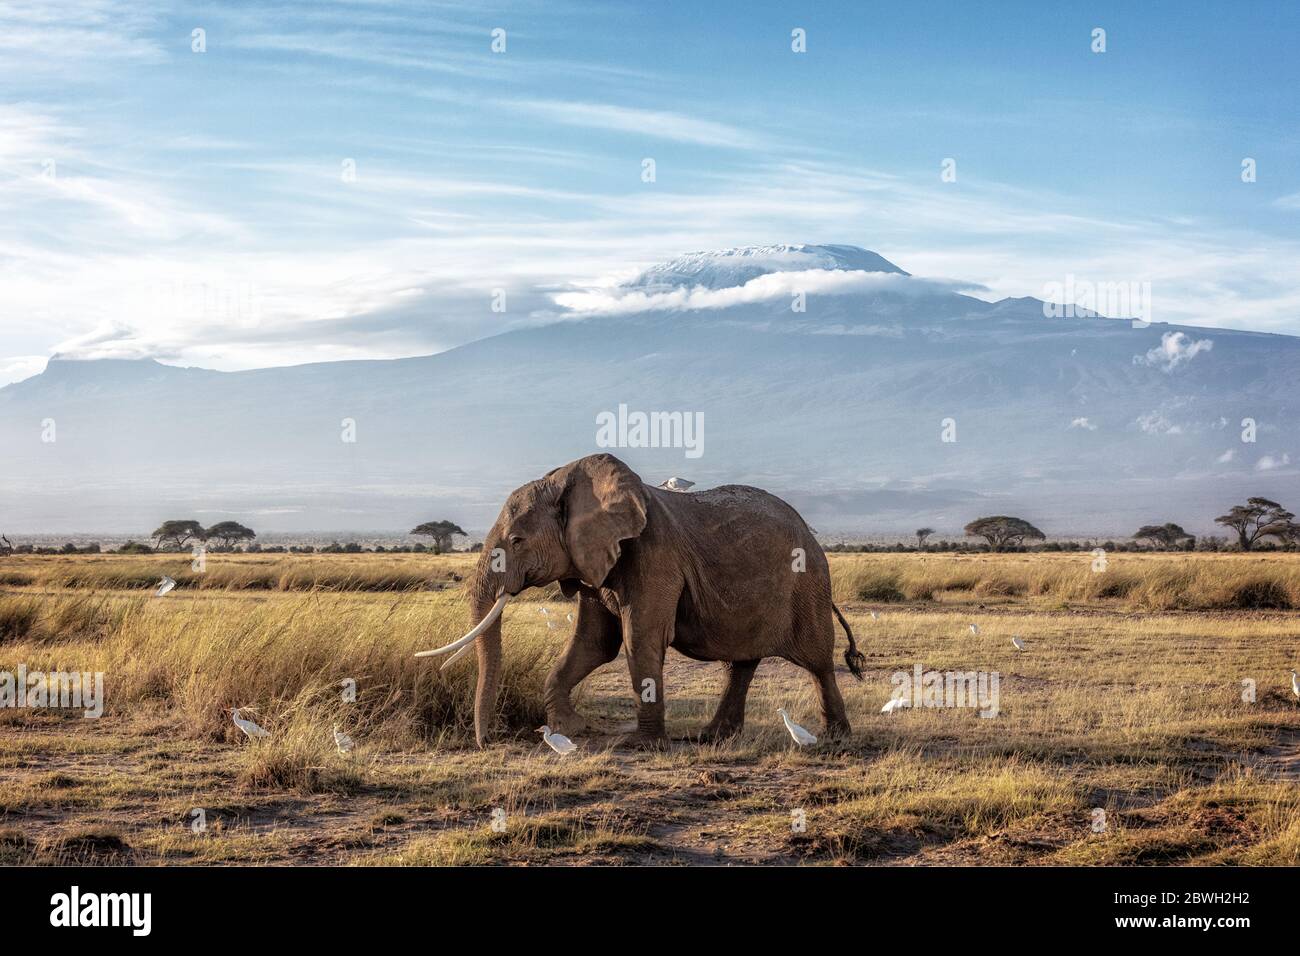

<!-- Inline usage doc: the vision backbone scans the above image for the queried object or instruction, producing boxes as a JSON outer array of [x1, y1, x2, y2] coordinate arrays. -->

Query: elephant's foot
[[617, 730, 669, 751], [696, 719, 744, 744], [545, 709, 592, 738], [822, 718, 852, 740]]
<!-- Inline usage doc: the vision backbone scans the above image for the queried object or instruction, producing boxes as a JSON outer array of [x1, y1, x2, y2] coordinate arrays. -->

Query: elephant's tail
[[833, 603, 866, 680]]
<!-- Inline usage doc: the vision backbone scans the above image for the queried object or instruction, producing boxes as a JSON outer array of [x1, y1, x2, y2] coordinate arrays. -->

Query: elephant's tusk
[[415, 594, 508, 659], [439, 639, 476, 670]]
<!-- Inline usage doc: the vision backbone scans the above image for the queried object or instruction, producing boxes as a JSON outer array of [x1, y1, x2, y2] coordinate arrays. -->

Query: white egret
[[777, 708, 817, 747], [880, 696, 910, 714], [659, 477, 695, 492], [566, 612, 574, 623], [537, 725, 577, 755], [333, 724, 355, 754], [969, 624, 979, 636], [869, 611, 879, 621], [1291, 670, 1299, 699], [231, 708, 269, 739], [1011, 636, 1025, 651], [156, 576, 176, 597]]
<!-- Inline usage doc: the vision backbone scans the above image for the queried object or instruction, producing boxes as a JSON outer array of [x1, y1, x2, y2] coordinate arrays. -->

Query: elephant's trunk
[[416, 527, 525, 747], [470, 578, 503, 748], [468, 541, 524, 747]]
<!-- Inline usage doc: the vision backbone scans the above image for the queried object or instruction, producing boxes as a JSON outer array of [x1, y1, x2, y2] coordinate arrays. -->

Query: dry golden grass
[[0, 587, 553, 750], [831, 551, 1300, 610], [0, 551, 475, 593], [0, 550, 1297, 866]]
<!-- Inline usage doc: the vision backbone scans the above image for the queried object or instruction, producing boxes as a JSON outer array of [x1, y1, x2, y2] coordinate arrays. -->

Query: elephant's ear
[[558, 455, 647, 588]]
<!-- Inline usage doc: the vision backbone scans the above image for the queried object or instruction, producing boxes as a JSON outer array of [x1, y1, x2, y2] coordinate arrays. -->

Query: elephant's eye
[[509, 534, 525, 547]]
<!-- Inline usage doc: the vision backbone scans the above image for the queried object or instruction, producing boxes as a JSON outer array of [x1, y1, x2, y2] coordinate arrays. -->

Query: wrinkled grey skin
[[462, 454, 864, 748]]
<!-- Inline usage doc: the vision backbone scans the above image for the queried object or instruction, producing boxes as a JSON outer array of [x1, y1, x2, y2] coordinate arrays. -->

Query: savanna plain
[[1, 551, 1297, 866]]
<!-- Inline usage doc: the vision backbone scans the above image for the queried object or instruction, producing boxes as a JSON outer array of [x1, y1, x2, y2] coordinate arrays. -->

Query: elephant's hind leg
[[699, 659, 759, 742]]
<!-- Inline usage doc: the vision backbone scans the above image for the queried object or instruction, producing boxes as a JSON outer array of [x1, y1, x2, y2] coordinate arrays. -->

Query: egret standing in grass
[[1011, 636, 1025, 651], [230, 708, 269, 739], [777, 708, 817, 747], [881, 696, 910, 714], [1291, 670, 1299, 700], [969, 624, 979, 636], [333, 724, 355, 755], [870, 610, 879, 621], [155, 576, 176, 597], [537, 725, 576, 755]]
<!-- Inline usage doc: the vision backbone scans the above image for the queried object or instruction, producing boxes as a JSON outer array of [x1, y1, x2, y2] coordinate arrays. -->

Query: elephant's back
[[688, 484, 813, 529], [657, 483, 821, 552], [651, 482, 832, 655]]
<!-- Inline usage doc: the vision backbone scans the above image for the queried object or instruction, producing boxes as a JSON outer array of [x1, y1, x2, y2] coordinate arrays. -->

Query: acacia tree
[[410, 520, 467, 554], [204, 521, 256, 550], [915, 527, 934, 548], [964, 516, 1046, 551], [1214, 498, 1296, 551], [0, 534, 12, 557], [1133, 522, 1193, 550], [151, 520, 207, 550]]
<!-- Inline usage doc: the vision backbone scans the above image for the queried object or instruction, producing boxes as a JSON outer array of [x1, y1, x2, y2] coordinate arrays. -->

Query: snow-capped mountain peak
[[624, 243, 909, 291]]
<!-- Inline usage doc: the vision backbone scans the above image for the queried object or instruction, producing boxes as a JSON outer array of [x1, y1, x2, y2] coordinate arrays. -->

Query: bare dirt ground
[[3, 554, 1299, 865], [4, 620, 1298, 867]]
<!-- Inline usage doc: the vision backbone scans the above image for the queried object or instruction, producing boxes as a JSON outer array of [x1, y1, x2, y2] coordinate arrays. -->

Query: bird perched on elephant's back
[[416, 454, 865, 748]]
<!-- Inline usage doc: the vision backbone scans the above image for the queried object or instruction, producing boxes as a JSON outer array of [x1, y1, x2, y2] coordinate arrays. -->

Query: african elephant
[[417, 453, 865, 747]]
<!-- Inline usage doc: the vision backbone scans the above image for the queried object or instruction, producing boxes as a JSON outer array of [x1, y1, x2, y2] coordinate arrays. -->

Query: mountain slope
[[2, 245, 1296, 536]]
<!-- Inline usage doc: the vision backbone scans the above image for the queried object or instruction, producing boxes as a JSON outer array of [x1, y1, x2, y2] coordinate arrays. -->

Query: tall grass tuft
[[2, 591, 552, 747]]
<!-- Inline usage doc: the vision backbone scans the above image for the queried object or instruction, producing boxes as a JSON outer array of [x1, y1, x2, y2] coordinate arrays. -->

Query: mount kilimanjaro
[[2, 244, 1297, 538]]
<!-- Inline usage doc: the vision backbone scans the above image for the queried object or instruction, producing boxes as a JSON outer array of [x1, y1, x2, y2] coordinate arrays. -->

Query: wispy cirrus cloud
[[2, 1, 1299, 389], [504, 99, 763, 148], [0, 0, 165, 74]]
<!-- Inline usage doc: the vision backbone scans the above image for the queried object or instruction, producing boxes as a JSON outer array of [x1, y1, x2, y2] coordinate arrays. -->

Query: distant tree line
[[150, 520, 257, 552], [6, 498, 1296, 556], [830, 496, 1300, 554]]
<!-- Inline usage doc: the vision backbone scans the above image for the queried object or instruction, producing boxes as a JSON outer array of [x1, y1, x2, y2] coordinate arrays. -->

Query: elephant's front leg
[[619, 604, 673, 749], [543, 595, 621, 736]]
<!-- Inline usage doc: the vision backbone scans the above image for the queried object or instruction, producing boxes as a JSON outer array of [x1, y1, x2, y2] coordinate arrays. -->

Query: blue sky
[[2, 0, 1298, 384]]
